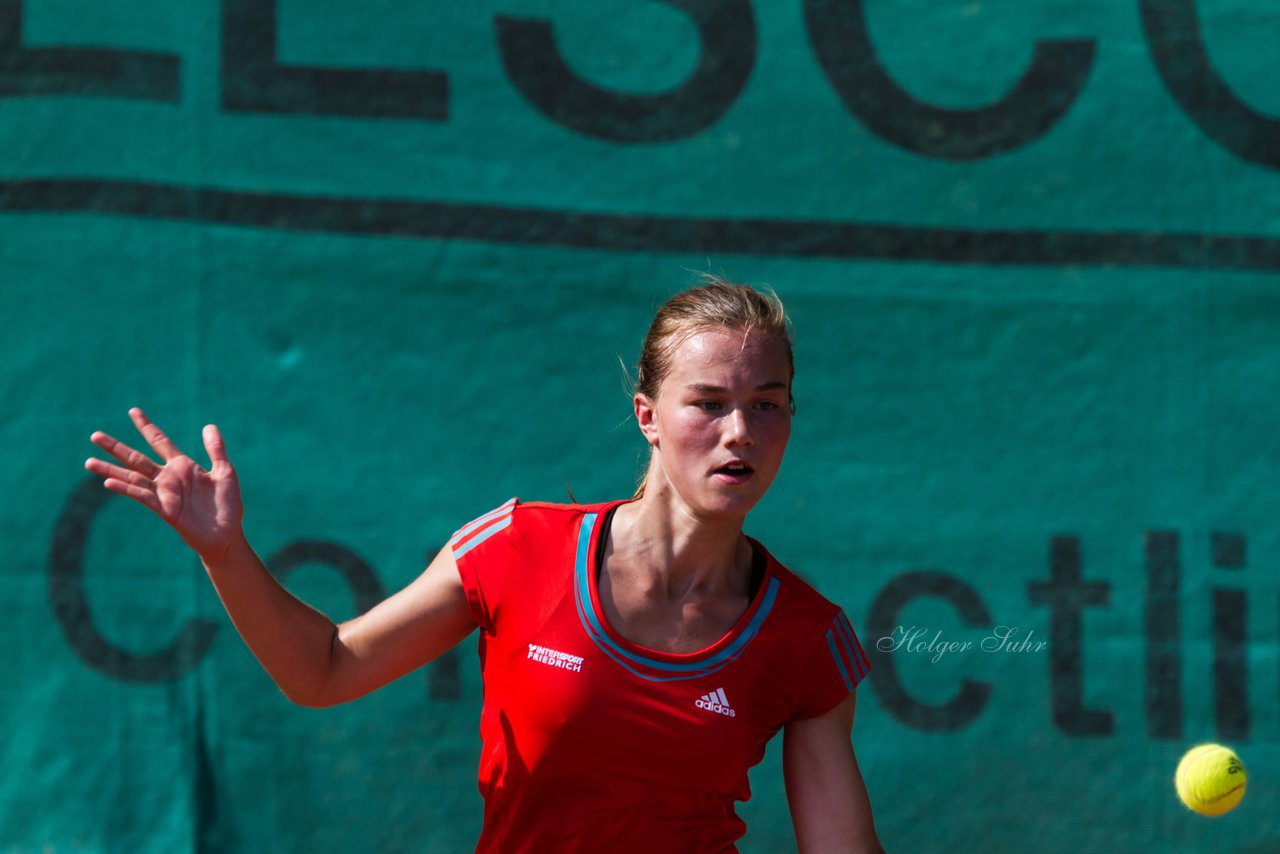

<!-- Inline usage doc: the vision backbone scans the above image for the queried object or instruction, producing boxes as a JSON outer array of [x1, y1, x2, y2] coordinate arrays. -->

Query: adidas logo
[[695, 688, 736, 718]]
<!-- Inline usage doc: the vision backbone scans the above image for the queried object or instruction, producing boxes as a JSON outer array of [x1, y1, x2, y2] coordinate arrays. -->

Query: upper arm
[[315, 546, 477, 706], [783, 691, 884, 854]]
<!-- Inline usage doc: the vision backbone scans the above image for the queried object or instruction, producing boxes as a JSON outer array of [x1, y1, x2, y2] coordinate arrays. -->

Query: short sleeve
[[792, 609, 872, 720], [450, 498, 519, 634]]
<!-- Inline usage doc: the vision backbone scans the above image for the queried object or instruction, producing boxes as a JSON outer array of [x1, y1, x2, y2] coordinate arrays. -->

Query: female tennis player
[[84, 280, 883, 853]]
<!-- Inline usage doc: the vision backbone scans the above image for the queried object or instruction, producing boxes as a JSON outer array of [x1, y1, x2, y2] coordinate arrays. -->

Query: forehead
[[662, 326, 792, 386]]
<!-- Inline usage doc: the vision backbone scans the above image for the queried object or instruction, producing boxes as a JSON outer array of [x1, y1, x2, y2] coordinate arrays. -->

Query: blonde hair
[[631, 276, 794, 499]]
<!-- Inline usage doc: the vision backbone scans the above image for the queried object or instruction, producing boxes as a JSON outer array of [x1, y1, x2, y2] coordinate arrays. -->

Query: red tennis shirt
[[450, 498, 870, 853]]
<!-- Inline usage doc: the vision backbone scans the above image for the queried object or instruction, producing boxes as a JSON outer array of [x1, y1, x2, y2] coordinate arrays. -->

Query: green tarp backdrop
[[3, 1, 1279, 851]]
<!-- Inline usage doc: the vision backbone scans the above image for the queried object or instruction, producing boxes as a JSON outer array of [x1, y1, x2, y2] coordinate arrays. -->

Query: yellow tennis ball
[[1175, 743, 1246, 816]]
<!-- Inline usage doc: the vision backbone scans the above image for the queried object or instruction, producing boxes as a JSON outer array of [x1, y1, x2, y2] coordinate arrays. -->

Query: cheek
[[761, 420, 791, 456], [661, 410, 717, 446]]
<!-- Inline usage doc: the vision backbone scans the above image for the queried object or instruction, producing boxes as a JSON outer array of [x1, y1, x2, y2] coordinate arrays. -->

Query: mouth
[[712, 461, 755, 482]]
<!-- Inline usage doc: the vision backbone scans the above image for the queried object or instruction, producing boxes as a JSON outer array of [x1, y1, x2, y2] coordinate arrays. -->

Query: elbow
[[282, 688, 332, 709], [280, 625, 344, 708], [277, 650, 342, 708], [278, 681, 332, 709], [280, 678, 355, 708]]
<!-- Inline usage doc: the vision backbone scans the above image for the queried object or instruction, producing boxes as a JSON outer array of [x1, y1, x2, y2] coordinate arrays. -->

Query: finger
[[129, 407, 183, 462], [203, 424, 230, 467], [90, 430, 163, 478], [85, 456, 157, 491], [103, 477, 162, 514]]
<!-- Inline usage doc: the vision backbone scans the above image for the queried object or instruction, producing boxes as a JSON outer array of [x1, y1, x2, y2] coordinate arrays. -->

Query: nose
[[724, 407, 753, 447]]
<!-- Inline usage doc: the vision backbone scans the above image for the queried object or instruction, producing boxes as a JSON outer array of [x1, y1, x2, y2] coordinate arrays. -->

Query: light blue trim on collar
[[573, 511, 779, 682]]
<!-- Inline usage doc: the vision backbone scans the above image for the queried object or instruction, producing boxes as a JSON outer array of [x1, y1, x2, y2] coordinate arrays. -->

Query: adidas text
[[696, 688, 736, 718]]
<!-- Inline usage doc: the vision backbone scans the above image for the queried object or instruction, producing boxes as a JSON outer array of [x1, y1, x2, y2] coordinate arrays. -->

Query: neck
[[611, 482, 750, 598]]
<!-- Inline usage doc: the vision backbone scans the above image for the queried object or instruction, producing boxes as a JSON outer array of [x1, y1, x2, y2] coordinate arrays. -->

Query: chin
[[694, 489, 765, 519]]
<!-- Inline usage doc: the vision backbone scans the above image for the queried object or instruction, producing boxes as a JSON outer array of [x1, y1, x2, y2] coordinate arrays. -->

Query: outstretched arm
[[783, 691, 884, 854], [85, 408, 476, 707]]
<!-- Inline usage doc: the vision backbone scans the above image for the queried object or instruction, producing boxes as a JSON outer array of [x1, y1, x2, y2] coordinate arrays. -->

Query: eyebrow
[[685, 382, 789, 393]]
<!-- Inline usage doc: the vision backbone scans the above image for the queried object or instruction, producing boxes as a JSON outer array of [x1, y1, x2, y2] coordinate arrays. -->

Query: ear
[[634, 393, 660, 447]]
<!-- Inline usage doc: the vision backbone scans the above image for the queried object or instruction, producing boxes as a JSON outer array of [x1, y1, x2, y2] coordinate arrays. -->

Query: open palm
[[85, 408, 245, 562]]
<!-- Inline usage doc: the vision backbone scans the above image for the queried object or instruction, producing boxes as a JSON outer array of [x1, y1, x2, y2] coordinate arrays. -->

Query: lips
[[713, 461, 754, 477]]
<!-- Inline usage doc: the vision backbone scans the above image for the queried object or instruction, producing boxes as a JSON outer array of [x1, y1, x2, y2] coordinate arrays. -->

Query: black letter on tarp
[[1211, 532, 1248, 741], [49, 476, 217, 683], [0, 1, 178, 100], [803, 0, 1094, 160], [1143, 531, 1180, 739], [1028, 535, 1113, 736], [265, 540, 385, 615], [1213, 588, 1248, 740], [221, 0, 447, 119], [866, 570, 993, 731], [494, 0, 755, 142], [1142, 0, 1280, 170]]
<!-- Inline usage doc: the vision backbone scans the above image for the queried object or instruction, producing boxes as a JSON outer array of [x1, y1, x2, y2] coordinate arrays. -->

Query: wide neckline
[[574, 501, 779, 671]]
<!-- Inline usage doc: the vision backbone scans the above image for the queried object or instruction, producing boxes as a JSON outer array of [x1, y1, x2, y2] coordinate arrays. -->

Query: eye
[[695, 401, 724, 411], [755, 400, 779, 411]]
